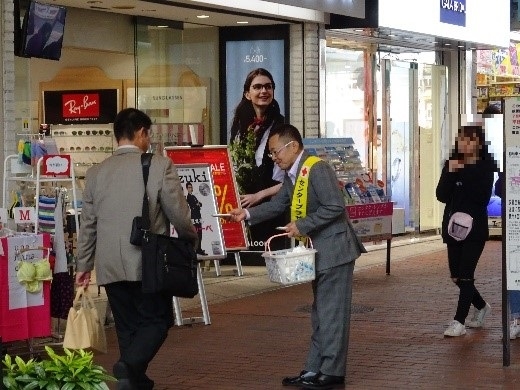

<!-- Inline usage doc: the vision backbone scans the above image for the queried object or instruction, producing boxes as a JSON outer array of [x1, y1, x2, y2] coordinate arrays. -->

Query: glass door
[[381, 59, 418, 233], [379, 59, 447, 234]]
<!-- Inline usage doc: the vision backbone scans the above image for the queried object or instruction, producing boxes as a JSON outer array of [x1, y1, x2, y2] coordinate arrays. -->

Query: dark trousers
[[305, 261, 355, 377], [104, 281, 173, 381], [447, 241, 486, 324]]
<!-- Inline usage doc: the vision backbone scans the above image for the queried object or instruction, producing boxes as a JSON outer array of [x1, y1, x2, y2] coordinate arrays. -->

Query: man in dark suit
[[186, 181, 206, 255], [229, 123, 366, 389], [75, 108, 197, 390]]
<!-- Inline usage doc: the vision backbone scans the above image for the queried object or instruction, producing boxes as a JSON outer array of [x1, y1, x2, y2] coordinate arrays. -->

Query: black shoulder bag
[[131, 153, 198, 298]]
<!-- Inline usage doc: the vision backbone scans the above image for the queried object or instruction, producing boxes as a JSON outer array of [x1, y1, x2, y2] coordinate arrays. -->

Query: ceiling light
[[444, 43, 451, 46], [156, 25, 168, 28], [458, 45, 465, 48], [236, 21, 249, 24], [197, 14, 210, 19]]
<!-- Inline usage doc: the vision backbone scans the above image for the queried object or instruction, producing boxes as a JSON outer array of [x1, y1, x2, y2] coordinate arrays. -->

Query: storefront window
[[133, 20, 219, 148], [324, 48, 367, 164]]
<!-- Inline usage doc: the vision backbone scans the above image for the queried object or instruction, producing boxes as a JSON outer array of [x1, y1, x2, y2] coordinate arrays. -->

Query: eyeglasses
[[268, 141, 294, 158], [251, 83, 274, 91]]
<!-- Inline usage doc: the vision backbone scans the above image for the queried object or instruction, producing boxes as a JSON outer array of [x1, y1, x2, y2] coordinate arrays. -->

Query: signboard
[[270, 0, 365, 18], [43, 89, 119, 124], [378, 0, 509, 48], [164, 146, 248, 251], [127, 86, 207, 124], [504, 97, 520, 290], [346, 202, 393, 242], [175, 164, 226, 259], [42, 155, 70, 177]]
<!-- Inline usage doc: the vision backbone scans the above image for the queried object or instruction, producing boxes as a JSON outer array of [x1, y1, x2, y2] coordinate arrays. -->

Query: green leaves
[[2, 346, 115, 389], [230, 127, 258, 194]]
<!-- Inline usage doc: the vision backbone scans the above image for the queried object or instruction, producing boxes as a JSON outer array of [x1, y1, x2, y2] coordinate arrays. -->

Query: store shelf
[[3, 155, 80, 234]]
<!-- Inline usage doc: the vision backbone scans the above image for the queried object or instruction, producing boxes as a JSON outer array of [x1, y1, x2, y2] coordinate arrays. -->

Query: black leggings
[[447, 241, 486, 324]]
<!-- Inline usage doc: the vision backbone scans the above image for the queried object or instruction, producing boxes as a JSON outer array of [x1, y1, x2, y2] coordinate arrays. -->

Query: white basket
[[262, 233, 316, 285]]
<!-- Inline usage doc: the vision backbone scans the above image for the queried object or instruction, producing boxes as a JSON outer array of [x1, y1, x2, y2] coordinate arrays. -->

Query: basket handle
[[264, 233, 313, 254]]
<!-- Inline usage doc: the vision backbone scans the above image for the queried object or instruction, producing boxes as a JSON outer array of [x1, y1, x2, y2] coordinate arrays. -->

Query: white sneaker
[[510, 319, 520, 340], [444, 320, 466, 337], [467, 303, 491, 328]]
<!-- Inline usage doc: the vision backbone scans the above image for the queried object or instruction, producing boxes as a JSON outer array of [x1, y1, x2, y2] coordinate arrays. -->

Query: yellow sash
[[291, 156, 321, 242]]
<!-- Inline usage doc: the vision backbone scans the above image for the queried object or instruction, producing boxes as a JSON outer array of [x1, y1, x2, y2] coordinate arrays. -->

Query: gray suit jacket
[[76, 147, 197, 285], [248, 151, 365, 271]]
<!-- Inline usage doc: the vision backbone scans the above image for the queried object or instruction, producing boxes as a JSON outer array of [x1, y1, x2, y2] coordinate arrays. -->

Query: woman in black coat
[[229, 68, 286, 256], [436, 124, 498, 337]]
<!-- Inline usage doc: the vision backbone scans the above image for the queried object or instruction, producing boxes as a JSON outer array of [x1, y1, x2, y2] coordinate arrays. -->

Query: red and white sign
[[165, 146, 248, 250], [0, 234, 52, 342], [13, 207, 36, 225], [346, 201, 393, 242], [62, 93, 100, 118], [42, 154, 71, 176]]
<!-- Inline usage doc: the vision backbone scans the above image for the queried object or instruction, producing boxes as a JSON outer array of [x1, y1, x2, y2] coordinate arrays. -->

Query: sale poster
[[165, 146, 248, 250]]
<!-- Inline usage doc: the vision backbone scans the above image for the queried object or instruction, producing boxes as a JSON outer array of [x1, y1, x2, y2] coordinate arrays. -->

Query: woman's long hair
[[450, 125, 498, 170], [230, 68, 281, 143]]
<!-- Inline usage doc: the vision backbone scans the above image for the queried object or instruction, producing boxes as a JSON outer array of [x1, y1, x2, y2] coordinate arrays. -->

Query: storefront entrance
[[379, 58, 447, 233]]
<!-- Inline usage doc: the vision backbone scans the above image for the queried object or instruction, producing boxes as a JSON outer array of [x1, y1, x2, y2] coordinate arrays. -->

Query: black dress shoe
[[113, 361, 136, 390], [282, 370, 316, 386], [301, 373, 345, 389]]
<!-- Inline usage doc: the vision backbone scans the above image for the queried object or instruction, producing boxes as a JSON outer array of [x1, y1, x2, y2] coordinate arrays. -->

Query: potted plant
[[2, 346, 115, 389]]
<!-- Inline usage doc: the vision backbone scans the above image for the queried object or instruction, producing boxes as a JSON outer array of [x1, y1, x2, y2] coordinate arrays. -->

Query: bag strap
[[140, 153, 153, 230]]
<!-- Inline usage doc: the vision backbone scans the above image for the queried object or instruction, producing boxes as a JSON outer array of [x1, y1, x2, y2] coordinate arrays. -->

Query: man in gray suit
[[229, 123, 365, 389], [75, 108, 197, 390]]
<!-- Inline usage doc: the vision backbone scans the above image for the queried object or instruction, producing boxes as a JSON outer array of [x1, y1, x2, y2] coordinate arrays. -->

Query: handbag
[[447, 212, 473, 241], [135, 153, 199, 298], [63, 287, 107, 353]]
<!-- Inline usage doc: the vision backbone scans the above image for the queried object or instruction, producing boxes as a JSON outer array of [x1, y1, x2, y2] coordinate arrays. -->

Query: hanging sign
[[42, 155, 71, 176], [164, 146, 248, 251]]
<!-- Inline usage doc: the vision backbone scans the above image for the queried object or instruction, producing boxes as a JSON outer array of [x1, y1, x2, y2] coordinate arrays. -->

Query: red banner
[[164, 146, 248, 250], [0, 234, 52, 342]]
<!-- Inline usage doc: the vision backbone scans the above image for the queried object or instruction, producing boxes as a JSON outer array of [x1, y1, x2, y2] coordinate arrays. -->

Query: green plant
[[229, 126, 257, 194], [3, 346, 115, 389]]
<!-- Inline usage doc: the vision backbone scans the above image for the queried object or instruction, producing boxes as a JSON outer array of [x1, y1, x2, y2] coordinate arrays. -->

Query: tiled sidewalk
[[92, 238, 519, 389]]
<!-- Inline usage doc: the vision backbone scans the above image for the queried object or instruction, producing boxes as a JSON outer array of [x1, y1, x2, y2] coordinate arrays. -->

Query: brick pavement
[[94, 239, 520, 389]]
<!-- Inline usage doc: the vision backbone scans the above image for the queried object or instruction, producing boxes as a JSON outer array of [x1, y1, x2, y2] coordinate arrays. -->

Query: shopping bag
[[63, 286, 107, 353]]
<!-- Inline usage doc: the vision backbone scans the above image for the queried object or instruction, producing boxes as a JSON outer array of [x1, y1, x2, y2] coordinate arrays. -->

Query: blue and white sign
[[440, 0, 466, 27], [379, 0, 509, 48]]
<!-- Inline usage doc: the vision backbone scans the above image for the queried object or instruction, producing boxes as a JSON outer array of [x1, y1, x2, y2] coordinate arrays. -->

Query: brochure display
[[303, 138, 393, 273], [302, 138, 393, 241]]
